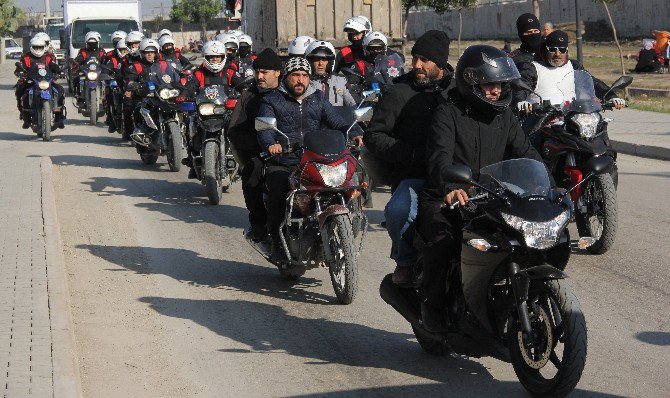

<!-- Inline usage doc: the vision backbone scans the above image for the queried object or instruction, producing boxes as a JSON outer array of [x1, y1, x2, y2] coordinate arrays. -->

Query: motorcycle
[[183, 84, 240, 204], [514, 71, 632, 254], [77, 58, 106, 126], [341, 52, 405, 101], [16, 62, 64, 141], [380, 156, 613, 397], [248, 107, 373, 304], [128, 80, 186, 171], [103, 67, 125, 136]]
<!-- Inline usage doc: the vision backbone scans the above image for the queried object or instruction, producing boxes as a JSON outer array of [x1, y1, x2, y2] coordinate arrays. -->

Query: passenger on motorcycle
[[105, 31, 127, 60], [71, 31, 107, 101], [288, 35, 315, 58], [362, 30, 453, 285], [256, 57, 350, 260], [124, 31, 144, 66], [158, 35, 192, 71], [334, 15, 371, 73], [509, 13, 543, 69], [103, 38, 129, 132], [237, 34, 257, 81], [14, 36, 66, 129], [228, 48, 284, 242], [418, 45, 547, 332], [305, 40, 356, 107]]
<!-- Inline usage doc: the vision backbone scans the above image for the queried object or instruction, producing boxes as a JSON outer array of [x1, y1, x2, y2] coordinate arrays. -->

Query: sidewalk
[[606, 108, 670, 160], [0, 152, 81, 397]]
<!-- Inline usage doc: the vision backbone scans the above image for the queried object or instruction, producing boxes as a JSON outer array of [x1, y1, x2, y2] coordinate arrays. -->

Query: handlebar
[[445, 192, 489, 210], [260, 143, 300, 161]]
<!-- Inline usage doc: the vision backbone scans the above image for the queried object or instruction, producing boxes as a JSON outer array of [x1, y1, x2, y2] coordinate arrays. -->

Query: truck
[[42, 17, 66, 65], [242, 0, 403, 52]]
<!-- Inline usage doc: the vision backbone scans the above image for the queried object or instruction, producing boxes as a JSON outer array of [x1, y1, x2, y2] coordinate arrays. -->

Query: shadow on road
[[0, 130, 40, 141], [620, 171, 670, 180], [77, 244, 337, 305], [52, 154, 161, 170], [635, 331, 670, 346]]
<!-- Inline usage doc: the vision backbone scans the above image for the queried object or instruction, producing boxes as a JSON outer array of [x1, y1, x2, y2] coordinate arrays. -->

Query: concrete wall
[[406, 0, 670, 40]]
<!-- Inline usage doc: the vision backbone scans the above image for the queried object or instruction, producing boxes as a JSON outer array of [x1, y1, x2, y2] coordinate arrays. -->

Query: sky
[[20, 0, 174, 18]]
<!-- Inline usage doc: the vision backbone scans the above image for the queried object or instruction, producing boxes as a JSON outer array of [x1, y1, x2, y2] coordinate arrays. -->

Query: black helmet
[[455, 45, 521, 112]]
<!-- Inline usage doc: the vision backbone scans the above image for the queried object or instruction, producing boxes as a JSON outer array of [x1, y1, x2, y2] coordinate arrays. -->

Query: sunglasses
[[546, 46, 568, 54]]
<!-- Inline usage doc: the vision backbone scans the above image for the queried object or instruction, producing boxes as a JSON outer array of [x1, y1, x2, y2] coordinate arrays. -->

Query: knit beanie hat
[[284, 56, 312, 76], [411, 30, 450, 69], [252, 48, 283, 70], [516, 13, 541, 37]]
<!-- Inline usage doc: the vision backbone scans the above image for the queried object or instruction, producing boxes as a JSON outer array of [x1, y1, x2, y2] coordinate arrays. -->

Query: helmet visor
[[463, 55, 521, 85]]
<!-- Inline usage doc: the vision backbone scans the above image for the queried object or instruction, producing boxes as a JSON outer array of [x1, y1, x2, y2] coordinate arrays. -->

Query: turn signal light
[[578, 237, 596, 250], [468, 239, 493, 252]]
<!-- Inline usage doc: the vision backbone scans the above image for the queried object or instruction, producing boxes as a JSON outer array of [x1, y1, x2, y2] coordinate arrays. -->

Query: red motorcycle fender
[[317, 205, 350, 229]]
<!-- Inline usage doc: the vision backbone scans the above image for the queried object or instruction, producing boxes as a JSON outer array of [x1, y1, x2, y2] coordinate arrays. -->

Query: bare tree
[[597, 0, 626, 76], [533, 0, 540, 19]]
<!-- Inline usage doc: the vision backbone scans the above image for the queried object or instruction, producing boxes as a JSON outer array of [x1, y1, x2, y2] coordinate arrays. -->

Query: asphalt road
[[1, 66, 668, 397]]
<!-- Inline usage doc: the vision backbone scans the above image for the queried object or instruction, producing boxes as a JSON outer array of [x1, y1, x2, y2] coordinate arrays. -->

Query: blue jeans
[[384, 179, 424, 268]]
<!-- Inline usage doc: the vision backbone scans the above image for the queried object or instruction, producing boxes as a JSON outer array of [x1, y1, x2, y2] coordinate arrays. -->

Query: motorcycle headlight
[[159, 88, 180, 100], [38, 80, 50, 90], [571, 113, 600, 140], [501, 210, 570, 250], [87, 71, 98, 80], [198, 103, 215, 116], [315, 161, 348, 187]]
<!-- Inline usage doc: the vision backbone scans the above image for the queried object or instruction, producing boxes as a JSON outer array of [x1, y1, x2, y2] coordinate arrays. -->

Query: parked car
[[4, 38, 23, 59]]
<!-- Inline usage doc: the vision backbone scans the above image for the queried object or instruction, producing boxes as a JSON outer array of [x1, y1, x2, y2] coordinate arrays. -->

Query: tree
[[596, 0, 626, 77], [401, 0, 418, 39], [533, 0, 540, 19], [0, 0, 21, 36], [171, 0, 221, 40], [452, 0, 478, 56], [405, 0, 476, 56]]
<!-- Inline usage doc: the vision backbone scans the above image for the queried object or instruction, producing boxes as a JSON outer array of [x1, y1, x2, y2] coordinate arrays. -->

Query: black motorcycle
[[104, 67, 125, 136], [16, 62, 64, 141], [515, 71, 632, 254], [380, 157, 613, 397], [77, 58, 106, 126], [129, 80, 185, 171]]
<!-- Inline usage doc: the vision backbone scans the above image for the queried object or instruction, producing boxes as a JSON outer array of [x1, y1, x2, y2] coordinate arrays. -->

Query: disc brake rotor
[[517, 303, 554, 369]]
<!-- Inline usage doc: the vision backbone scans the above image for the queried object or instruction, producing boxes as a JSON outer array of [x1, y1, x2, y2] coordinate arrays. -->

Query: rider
[[256, 57, 350, 260], [362, 30, 453, 285], [228, 48, 284, 241], [33, 32, 54, 57], [71, 31, 106, 101], [14, 36, 66, 129], [237, 34, 256, 80], [103, 38, 129, 133], [158, 35, 192, 70], [287, 36, 315, 58], [418, 45, 546, 332], [106, 30, 127, 60], [509, 13, 543, 69], [157, 29, 172, 41], [360, 31, 406, 87], [334, 15, 372, 73], [124, 31, 144, 66], [120, 31, 144, 135], [305, 40, 356, 107]]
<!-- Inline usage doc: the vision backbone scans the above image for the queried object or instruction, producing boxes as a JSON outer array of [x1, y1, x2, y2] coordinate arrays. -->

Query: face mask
[[87, 42, 98, 50], [521, 33, 542, 52]]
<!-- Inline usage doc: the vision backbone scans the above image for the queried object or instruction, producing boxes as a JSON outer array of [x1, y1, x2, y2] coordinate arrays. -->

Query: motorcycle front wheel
[[203, 141, 223, 205], [165, 121, 182, 172], [509, 279, 587, 398], [575, 173, 617, 254], [89, 89, 98, 126], [326, 214, 358, 304]]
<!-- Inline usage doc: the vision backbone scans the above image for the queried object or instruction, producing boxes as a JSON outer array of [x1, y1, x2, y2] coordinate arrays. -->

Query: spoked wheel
[[203, 141, 223, 205], [326, 214, 358, 304], [575, 174, 617, 254], [510, 280, 587, 397], [165, 121, 183, 172]]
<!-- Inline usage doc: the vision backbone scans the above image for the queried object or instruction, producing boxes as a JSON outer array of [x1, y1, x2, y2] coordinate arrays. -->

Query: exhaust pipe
[[379, 274, 421, 325]]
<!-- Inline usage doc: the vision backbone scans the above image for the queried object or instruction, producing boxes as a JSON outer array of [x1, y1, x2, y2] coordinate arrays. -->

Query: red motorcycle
[[248, 108, 373, 304]]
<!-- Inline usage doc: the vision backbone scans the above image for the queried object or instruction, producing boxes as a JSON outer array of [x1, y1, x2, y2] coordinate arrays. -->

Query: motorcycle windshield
[[303, 129, 346, 160], [558, 70, 602, 113], [480, 159, 551, 198], [373, 52, 405, 85]]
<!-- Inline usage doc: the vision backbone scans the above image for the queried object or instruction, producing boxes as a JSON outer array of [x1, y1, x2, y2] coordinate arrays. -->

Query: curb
[[610, 140, 670, 161], [40, 158, 84, 398]]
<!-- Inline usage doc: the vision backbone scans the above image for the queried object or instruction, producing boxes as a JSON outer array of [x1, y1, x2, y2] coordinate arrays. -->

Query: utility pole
[[45, 0, 51, 18], [575, 0, 584, 64]]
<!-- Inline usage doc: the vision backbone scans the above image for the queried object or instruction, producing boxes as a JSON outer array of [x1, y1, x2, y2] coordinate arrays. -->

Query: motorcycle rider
[[71, 31, 107, 102], [33, 32, 55, 57], [120, 31, 145, 135], [237, 34, 256, 80], [106, 30, 127, 59], [157, 29, 172, 41], [256, 57, 350, 260], [360, 31, 406, 87], [103, 38, 129, 133], [158, 35, 192, 71], [14, 36, 66, 129], [362, 30, 453, 285], [288, 35, 315, 58], [305, 40, 356, 107], [418, 45, 547, 332], [124, 31, 144, 66], [228, 48, 283, 241], [334, 15, 372, 73], [508, 13, 543, 69]]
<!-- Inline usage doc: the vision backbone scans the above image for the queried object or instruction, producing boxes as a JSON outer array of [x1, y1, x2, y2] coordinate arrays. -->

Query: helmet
[[238, 34, 252, 47], [455, 45, 521, 111], [305, 40, 336, 74], [126, 31, 144, 56], [218, 33, 239, 52], [238, 34, 253, 57], [116, 38, 129, 58], [202, 40, 227, 72], [158, 35, 175, 51], [111, 30, 127, 45], [344, 15, 372, 33], [157, 29, 172, 39], [140, 38, 160, 54], [227, 29, 244, 38], [85, 31, 102, 44], [34, 32, 51, 47], [288, 35, 315, 56], [29, 37, 47, 58], [363, 30, 388, 57]]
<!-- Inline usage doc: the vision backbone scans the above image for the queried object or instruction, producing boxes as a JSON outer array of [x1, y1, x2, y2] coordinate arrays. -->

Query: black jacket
[[364, 71, 453, 184], [228, 84, 272, 153], [509, 47, 535, 69], [424, 89, 546, 199]]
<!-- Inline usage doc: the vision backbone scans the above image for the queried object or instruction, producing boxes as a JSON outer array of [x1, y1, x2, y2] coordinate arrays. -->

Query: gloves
[[517, 101, 532, 113], [611, 98, 626, 109]]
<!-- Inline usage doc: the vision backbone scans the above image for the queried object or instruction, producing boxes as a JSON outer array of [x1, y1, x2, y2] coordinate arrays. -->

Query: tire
[[326, 214, 358, 304], [203, 141, 223, 205], [41, 101, 52, 141], [412, 324, 451, 356], [509, 280, 587, 398], [140, 154, 158, 165], [165, 121, 182, 172], [89, 89, 98, 126], [575, 174, 617, 254]]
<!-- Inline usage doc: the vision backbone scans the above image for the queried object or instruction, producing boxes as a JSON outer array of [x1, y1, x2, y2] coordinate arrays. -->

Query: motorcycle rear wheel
[[203, 141, 223, 205], [165, 121, 182, 172], [509, 279, 587, 397], [40, 101, 52, 141], [327, 214, 358, 304], [89, 90, 98, 126], [575, 173, 617, 254]]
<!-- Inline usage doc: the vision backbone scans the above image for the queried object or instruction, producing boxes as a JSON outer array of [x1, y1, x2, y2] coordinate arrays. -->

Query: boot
[[187, 167, 197, 179], [421, 302, 447, 333], [392, 265, 413, 285], [269, 237, 287, 262]]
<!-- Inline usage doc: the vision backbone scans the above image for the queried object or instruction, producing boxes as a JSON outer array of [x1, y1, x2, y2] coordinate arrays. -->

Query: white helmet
[[288, 35, 315, 56], [344, 15, 372, 34], [202, 40, 227, 73], [158, 35, 175, 49], [116, 38, 129, 58], [126, 31, 144, 56], [139, 38, 159, 54], [363, 30, 388, 57], [218, 33, 239, 51], [305, 40, 336, 59], [227, 29, 244, 38], [29, 36, 47, 58], [238, 34, 253, 47], [85, 31, 102, 44], [34, 32, 51, 47], [111, 30, 127, 45], [157, 29, 172, 39]]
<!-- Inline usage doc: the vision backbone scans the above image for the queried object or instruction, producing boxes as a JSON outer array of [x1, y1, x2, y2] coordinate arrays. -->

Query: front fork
[[509, 262, 532, 334]]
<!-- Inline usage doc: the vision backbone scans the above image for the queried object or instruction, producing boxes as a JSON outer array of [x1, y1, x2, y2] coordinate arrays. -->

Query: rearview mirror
[[610, 75, 633, 92], [354, 106, 373, 123], [255, 117, 277, 131], [234, 75, 255, 90], [361, 90, 376, 102], [444, 164, 473, 184], [587, 155, 614, 175]]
